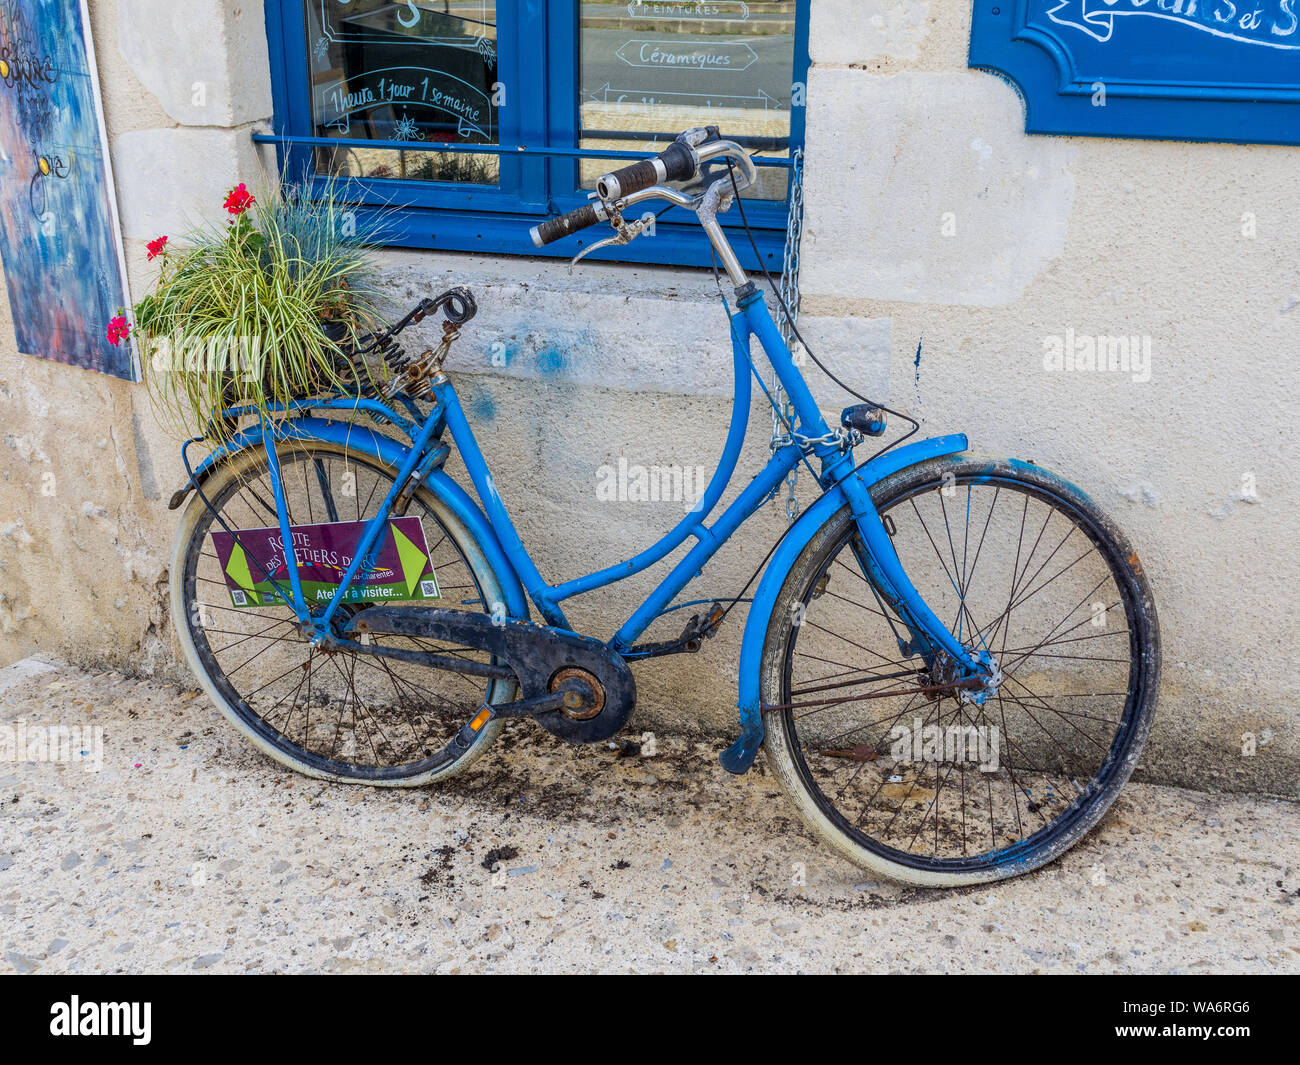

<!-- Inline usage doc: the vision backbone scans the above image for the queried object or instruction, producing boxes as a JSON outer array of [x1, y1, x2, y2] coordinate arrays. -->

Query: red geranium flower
[[106, 316, 131, 347], [223, 182, 255, 216], [146, 235, 168, 260]]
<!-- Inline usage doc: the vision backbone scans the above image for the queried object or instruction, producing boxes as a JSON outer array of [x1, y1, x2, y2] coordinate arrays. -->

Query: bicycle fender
[[181, 417, 530, 623], [721, 433, 968, 775]]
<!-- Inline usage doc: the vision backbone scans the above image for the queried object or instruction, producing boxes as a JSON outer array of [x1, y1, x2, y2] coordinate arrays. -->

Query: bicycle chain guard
[[342, 606, 636, 744]]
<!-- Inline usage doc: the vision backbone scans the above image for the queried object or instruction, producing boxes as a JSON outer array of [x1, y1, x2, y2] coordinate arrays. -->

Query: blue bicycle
[[168, 129, 1159, 886]]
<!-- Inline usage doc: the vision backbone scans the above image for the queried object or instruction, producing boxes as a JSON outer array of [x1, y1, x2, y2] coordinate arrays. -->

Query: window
[[263, 2, 809, 268]]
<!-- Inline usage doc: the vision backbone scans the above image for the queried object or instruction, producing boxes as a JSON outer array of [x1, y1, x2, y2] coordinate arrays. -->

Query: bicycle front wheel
[[170, 441, 517, 785], [761, 455, 1160, 886]]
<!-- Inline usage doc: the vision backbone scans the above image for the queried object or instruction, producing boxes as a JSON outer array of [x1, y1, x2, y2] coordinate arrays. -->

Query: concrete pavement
[[0, 660, 1296, 974]]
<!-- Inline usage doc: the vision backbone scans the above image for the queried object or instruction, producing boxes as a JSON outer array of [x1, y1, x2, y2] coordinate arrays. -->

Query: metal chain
[[772, 147, 805, 522]]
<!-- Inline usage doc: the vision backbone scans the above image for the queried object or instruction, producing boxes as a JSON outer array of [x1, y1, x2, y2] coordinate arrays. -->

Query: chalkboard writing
[[307, 0, 497, 146]]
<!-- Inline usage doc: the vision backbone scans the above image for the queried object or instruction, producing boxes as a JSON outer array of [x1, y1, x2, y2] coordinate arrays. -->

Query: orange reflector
[[470, 707, 492, 732]]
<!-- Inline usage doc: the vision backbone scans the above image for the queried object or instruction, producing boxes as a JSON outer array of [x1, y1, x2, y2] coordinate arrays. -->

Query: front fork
[[833, 460, 991, 688]]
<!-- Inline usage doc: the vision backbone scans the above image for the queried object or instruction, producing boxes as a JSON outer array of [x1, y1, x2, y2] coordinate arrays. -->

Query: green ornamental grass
[[119, 179, 388, 442]]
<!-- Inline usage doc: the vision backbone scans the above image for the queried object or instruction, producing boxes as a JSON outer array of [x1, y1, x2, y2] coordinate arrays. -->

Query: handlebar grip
[[596, 141, 697, 200], [530, 203, 605, 247], [596, 159, 658, 201]]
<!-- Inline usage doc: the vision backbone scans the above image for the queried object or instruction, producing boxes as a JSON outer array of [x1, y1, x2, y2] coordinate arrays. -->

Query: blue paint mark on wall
[[970, 2, 1300, 145], [911, 336, 926, 418], [491, 328, 606, 381], [0, 0, 132, 378], [536, 346, 569, 376], [469, 390, 496, 423]]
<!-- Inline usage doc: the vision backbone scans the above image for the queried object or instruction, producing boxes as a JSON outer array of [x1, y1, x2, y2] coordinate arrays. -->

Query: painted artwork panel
[[0, 0, 132, 378]]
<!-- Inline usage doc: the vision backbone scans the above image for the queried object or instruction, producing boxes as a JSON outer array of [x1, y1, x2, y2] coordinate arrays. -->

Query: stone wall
[[0, 1, 1295, 796]]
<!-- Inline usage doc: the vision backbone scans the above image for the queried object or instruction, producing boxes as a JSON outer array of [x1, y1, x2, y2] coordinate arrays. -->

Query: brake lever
[[569, 205, 657, 273]]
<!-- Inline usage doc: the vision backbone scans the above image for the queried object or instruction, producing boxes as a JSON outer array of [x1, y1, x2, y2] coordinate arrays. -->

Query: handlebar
[[528, 128, 757, 249]]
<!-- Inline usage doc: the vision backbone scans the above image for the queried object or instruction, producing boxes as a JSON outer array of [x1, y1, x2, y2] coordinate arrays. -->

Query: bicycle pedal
[[679, 601, 726, 651], [700, 601, 726, 637]]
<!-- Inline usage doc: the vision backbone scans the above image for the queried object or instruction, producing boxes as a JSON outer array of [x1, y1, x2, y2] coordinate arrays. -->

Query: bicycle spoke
[[315, 458, 339, 523]]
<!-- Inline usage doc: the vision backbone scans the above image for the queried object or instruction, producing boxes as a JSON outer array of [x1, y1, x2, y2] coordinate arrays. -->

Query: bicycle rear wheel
[[170, 441, 516, 785], [761, 455, 1159, 886]]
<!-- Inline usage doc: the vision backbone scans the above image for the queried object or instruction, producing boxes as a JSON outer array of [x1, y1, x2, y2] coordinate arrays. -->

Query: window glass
[[266, 2, 808, 262], [303, 1, 500, 185], [578, 1, 796, 200]]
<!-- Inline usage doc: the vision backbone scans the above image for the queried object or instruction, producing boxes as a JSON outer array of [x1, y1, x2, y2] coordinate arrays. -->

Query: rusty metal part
[[550, 667, 605, 721], [380, 322, 460, 402]]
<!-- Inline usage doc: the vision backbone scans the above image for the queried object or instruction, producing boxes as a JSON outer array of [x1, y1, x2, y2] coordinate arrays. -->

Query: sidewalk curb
[[0, 657, 59, 698]]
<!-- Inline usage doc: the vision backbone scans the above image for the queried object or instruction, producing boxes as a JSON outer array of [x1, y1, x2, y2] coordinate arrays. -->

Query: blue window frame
[[260, 2, 809, 269]]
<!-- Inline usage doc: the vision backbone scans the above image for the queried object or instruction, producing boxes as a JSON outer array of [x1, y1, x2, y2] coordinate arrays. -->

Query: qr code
[[231, 589, 248, 606], [420, 579, 438, 597]]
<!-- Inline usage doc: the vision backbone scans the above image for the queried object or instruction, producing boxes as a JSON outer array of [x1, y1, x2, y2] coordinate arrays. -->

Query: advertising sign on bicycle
[[211, 517, 441, 608]]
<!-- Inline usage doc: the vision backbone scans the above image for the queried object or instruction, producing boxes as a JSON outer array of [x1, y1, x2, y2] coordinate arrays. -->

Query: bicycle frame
[[181, 143, 987, 771], [430, 288, 975, 665], [184, 291, 976, 766]]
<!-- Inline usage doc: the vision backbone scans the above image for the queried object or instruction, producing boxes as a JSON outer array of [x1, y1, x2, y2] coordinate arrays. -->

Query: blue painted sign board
[[970, 1, 1300, 145]]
